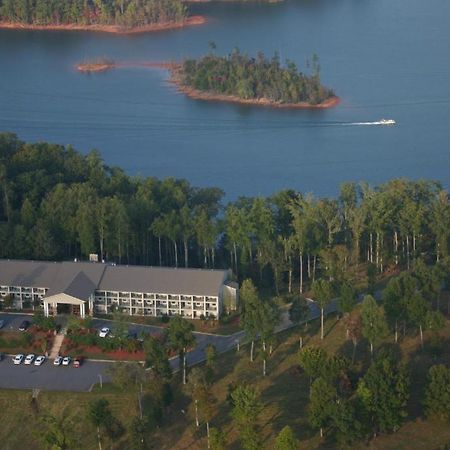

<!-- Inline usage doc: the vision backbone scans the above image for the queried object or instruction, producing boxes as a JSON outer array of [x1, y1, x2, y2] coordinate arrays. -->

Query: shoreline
[[0, 16, 205, 34], [174, 84, 340, 109]]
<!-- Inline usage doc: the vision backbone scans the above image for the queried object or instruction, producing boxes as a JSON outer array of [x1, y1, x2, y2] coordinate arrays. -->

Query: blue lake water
[[1, 0, 450, 199]]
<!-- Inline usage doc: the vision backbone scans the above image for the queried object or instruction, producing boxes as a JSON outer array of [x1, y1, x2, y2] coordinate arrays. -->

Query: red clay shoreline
[[75, 60, 340, 109], [174, 83, 340, 109], [0, 16, 205, 34]]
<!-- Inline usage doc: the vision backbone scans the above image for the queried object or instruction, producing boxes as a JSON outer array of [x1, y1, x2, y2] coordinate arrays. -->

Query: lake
[[1, 0, 450, 199]]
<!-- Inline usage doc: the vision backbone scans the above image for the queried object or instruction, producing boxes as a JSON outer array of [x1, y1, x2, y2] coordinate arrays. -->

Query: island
[[0, 0, 205, 34], [171, 50, 339, 108]]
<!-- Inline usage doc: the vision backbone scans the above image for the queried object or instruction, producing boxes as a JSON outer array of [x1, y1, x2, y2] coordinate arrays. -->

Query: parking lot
[[0, 355, 112, 391]]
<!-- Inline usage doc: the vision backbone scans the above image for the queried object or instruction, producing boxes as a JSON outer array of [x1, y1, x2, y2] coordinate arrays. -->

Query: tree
[[357, 357, 409, 433], [129, 416, 154, 449], [258, 300, 279, 376], [299, 346, 327, 395], [308, 377, 337, 438], [274, 425, 299, 450], [405, 291, 429, 349], [288, 295, 309, 326], [424, 364, 450, 421], [240, 279, 261, 362], [37, 414, 74, 450], [337, 281, 357, 338], [209, 427, 227, 450], [361, 295, 388, 356], [312, 279, 334, 340], [144, 336, 172, 382], [230, 385, 263, 450], [186, 367, 208, 428], [107, 361, 144, 390], [205, 343, 217, 384], [88, 398, 114, 450], [166, 316, 195, 384], [346, 310, 363, 363]]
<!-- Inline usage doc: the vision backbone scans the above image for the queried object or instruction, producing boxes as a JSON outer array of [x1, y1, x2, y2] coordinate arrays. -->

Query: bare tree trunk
[[420, 325, 424, 349], [370, 232, 373, 263], [299, 251, 303, 294], [206, 421, 210, 449], [288, 259, 292, 294], [211, 247, 215, 268], [174, 241, 178, 268], [250, 340, 254, 362], [97, 427, 102, 450], [307, 253, 311, 278], [370, 341, 373, 357], [184, 240, 188, 268], [394, 231, 398, 265], [313, 255, 317, 282], [352, 340, 357, 363], [395, 320, 398, 343], [233, 242, 238, 277], [194, 399, 199, 427], [182, 349, 187, 384], [320, 307, 324, 340], [406, 235, 410, 270]]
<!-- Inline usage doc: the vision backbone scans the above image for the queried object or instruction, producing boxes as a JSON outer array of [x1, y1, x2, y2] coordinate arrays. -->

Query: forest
[[177, 50, 336, 105], [0, 0, 187, 27], [1, 132, 450, 294]]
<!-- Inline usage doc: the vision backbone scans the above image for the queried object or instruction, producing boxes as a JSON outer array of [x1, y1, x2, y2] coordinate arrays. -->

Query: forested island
[[0, 0, 205, 33], [173, 50, 338, 107]]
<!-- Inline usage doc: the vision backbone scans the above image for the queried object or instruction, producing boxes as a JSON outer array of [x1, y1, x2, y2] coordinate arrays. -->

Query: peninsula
[[0, 0, 205, 34], [172, 50, 338, 108]]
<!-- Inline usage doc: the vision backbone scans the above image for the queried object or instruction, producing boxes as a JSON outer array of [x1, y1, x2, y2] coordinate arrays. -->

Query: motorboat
[[379, 118, 396, 125]]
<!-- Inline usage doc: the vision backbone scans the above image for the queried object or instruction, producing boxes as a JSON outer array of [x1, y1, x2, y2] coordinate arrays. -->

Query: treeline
[[1, 133, 450, 293], [179, 50, 335, 105], [0, 0, 187, 27]]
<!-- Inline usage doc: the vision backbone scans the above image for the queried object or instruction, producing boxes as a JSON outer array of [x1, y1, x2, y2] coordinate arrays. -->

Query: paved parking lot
[[0, 356, 112, 391]]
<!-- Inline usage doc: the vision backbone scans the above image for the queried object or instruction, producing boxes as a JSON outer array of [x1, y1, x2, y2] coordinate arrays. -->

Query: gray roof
[[98, 265, 228, 297], [0, 260, 229, 299], [0, 260, 106, 299]]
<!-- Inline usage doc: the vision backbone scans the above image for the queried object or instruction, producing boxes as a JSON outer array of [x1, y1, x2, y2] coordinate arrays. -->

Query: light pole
[[98, 374, 103, 389]]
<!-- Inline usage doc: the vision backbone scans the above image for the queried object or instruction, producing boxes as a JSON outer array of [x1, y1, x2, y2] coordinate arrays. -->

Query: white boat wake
[[344, 119, 396, 126]]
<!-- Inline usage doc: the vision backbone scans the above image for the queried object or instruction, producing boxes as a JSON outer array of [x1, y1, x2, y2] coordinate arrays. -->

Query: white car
[[24, 354, 35, 365], [62, 356, 71, 366], [53, 356, 63, 366], [13, 354, 24, 365], [34, 355, 46, 366], [98, 327, 110, 338]]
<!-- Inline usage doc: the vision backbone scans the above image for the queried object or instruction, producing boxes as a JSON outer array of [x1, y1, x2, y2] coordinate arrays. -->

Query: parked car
[[53, 356, 63, 366], [18, 320, 30, 331], [0, 352, 4, 361], [13, 354, 24, 365], [62, 356, 71, 366], [24, 354, 35, 365], [98, 327, 110, 338], [0, 319, 5, 329], [34, 355, 46, 366], [73, 356, 84, 368]]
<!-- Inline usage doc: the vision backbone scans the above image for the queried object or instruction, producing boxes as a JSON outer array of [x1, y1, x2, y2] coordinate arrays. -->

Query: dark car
[[0, 352, 4, 361], [73, 356, 84, 368], [18, 320, 30, 331]]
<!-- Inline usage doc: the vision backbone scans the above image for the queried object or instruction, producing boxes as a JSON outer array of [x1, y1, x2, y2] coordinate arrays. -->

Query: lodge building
[[0, 259, 237, 319]]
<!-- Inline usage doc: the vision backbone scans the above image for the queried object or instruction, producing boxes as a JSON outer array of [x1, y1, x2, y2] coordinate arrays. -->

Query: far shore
[[0, 16, 205, 34], [76, 59, 339, 109]]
